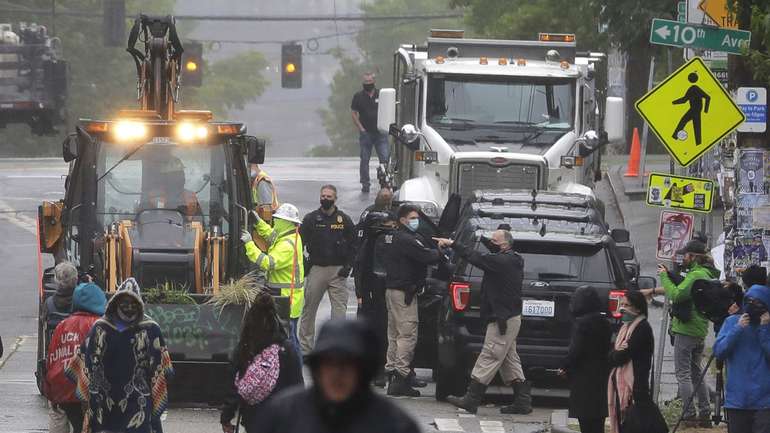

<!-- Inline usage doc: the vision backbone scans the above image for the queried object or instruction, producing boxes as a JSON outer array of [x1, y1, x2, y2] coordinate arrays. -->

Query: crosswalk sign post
[[636, 56, 745, 167]]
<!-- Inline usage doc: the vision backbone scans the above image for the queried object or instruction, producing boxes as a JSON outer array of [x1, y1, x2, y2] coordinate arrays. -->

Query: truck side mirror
[[377, 88, 396, 134], [604, 96, 624, 143], [62, 134, 79, 162], [611, 228, 630, 243], [245, 136, 266, 165], [637, 276, 657, 290], [617, 245, 635, 261]]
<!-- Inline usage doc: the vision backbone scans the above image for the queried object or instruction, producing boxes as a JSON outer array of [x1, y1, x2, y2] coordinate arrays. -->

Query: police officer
[[353, 210, 396, 387], [434, 230, 530, 414], [299, 184, 356, 354], [382, 204, 441, 397], [358, 187, 394, 222]]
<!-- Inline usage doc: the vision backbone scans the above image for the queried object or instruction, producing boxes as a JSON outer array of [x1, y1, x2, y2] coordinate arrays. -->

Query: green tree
[[314, 0, 462, 156], [0, 0, 268, 156], [451, 0, 605, 49]]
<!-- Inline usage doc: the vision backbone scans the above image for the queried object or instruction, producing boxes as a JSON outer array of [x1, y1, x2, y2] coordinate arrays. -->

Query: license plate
[[522, 299, 555, 318]]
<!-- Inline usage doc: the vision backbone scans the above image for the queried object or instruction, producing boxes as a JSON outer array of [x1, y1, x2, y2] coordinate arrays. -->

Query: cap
[[677, 239, 707, 255]]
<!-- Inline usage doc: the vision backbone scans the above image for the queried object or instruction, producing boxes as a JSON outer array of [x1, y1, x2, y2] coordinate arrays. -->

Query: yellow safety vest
[[244, 218, 304, 318]]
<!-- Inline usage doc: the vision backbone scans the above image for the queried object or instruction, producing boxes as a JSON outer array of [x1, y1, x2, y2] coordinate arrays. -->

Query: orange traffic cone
[[624, 127, 641, 177]]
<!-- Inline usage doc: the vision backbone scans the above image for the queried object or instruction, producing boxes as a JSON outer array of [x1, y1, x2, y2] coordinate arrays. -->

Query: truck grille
[[457, 162, 539, 199]]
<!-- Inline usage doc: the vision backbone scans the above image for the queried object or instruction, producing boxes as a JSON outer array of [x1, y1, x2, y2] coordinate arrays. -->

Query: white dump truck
[[377, 30, 624, 218]]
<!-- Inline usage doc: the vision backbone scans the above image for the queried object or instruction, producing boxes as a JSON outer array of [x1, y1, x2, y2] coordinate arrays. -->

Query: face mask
[[487, 242, 501, 253], [406, 218, 419, 232], [320, 199, 335, 210], [362, 83, 375, 92], [619, 308, 638, 323]]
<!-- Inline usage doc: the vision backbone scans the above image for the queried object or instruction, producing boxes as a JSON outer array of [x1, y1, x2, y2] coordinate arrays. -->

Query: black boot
[[387, 372, 420, 397], [446, 379, 487, 414], [407, 370, 427, 388], [500, 380, 532, 414]]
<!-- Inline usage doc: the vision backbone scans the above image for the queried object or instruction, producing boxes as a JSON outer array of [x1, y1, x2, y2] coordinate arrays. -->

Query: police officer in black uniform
[[382, 204, 441, 397], [353, 210, 397, 387], [299, 184, 356, 354]]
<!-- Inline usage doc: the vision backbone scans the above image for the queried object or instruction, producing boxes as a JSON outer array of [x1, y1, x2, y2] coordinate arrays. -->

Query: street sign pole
[[639, 56, 656, 187]]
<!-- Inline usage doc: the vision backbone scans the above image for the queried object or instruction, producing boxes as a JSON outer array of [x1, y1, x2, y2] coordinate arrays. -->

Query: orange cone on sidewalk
[[624, 127, 641, 177]]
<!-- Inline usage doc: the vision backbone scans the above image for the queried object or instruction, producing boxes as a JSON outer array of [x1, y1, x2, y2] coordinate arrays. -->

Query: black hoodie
[[563, 286, 612, 419], [259, 320, 420, 433]]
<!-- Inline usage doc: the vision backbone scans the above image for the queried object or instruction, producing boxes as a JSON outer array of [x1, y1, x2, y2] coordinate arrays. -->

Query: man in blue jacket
[[714, 283, 770, 433]]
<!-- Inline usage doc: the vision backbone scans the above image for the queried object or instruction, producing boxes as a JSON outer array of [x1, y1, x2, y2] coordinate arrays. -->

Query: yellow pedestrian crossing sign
[[635, 57, 745, 167]]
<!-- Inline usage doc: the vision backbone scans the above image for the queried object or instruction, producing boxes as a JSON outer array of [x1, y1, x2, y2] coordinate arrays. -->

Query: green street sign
[[650, 18, 751, 54]]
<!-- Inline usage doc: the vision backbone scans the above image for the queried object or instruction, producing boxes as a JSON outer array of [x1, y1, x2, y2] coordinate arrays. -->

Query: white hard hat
[[273, 203, 301, 224]]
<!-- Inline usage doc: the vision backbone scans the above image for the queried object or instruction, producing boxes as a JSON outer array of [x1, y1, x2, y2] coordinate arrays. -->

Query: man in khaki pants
[[299, 185, 356, 354], [382, 204, 441, 397], [434, 230, 531, 414]]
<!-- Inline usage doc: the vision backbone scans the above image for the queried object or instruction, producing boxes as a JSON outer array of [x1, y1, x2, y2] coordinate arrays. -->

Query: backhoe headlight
[[176, 122, 209, 142], [114, 121, 148, 142]]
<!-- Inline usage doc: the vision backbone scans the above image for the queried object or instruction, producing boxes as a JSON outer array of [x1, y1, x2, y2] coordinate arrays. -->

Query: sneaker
[[407, 370, 427, 388], [387, 373, 420, 397]]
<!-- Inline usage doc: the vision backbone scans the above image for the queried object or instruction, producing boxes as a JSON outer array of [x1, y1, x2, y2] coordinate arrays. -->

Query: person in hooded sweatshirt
[[714, 284, 770, 433], [66, 278, 173, 433], [260, 319, 420, 433], [46, 282, 107, 433], [220, 291, 304, 433], [557, 286, 612, 433]]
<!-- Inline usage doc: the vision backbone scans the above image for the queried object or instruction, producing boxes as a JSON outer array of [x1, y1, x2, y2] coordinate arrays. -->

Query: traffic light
[[182, 42, 203, 87], [281, 43, 302, 89], [103, 0, 126, 47]]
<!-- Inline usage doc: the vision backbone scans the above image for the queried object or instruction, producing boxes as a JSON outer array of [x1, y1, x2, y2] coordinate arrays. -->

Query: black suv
[[432, 190, 654, 400]]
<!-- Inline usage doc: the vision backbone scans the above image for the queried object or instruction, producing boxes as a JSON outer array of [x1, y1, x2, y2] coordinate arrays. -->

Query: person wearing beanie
[[45, 282, 106, 433], [66, 278, 173, 433]]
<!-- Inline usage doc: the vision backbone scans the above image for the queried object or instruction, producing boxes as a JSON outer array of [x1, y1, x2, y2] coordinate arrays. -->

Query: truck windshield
[[96, 139, 230, 232], [427, 75, 574, 130]]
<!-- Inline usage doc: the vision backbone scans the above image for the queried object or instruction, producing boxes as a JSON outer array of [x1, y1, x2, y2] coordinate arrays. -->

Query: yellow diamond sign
[[635, 57, 745, 167]]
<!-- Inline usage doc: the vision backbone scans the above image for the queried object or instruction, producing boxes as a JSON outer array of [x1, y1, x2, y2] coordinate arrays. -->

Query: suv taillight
[[608, 290, 627, 319], [450, 282, 471, 312]]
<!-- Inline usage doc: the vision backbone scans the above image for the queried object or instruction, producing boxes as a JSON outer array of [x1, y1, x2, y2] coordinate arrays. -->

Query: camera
[[691, 279, 740, 324]]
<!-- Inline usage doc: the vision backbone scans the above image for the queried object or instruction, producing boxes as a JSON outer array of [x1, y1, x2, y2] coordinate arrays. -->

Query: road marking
[[0, 198, 37, 234], [0, 335, 26, 370], [434, 418, 464, 432], [480, 420, 505, 433]]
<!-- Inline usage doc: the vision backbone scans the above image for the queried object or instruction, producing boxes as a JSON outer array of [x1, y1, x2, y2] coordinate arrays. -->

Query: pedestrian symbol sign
[[646, 172, 715, 213], [636, 57, 745, 167]]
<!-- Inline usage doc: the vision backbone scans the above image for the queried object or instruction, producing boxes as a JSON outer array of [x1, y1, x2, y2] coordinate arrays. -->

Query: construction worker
[[241, 203, 305, 354], [250, 163, 279, 214], [250, 164, 280, 252]]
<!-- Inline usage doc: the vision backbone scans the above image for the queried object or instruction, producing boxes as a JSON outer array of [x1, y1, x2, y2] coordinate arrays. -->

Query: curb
[[604, 168, 626, 228]]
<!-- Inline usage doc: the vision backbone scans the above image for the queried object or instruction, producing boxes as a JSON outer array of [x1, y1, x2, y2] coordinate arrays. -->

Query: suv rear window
[[514, 241, 614, 283]]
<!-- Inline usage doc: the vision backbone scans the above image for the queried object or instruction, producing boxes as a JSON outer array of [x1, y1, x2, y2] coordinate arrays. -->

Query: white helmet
[[273, 203, 301, 224]]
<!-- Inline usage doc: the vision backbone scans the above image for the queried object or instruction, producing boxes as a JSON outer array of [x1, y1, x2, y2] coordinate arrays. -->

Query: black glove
[[404, 287, 417, 306], [337, 266, 351, 278], [497, 318, 508, 336]]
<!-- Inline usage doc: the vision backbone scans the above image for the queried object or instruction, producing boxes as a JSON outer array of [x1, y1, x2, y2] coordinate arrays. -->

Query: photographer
[[714, 283, 770, 433], [641, 240, 719, 427]]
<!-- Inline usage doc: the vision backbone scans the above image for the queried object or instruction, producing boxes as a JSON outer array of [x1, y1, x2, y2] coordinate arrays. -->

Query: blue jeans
[[359, 131, 390, 186], [289, 318, 302, 361]]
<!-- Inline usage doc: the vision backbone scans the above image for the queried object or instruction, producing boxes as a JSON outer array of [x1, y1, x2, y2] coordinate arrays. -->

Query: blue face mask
[[406, 218, 420, 232]]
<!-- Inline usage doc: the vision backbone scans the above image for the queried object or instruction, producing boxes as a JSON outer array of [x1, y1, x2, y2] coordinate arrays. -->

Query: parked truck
[[377, 30, 624, 218], [0, 22, 67, 135]]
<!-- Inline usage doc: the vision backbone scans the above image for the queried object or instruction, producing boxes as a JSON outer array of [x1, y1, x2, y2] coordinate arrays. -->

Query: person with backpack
[[220, 292, 304, 433], [45, 282, 106, 433], [642, 239, 719, 427]]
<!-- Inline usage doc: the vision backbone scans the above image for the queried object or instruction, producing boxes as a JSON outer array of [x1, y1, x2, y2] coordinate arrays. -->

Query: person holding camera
[[714, 283, 770, 433], [642, 239, 719, 427]]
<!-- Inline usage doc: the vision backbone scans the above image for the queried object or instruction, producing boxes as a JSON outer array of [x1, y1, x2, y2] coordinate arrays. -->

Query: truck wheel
[[434, 359, 466, 401]]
